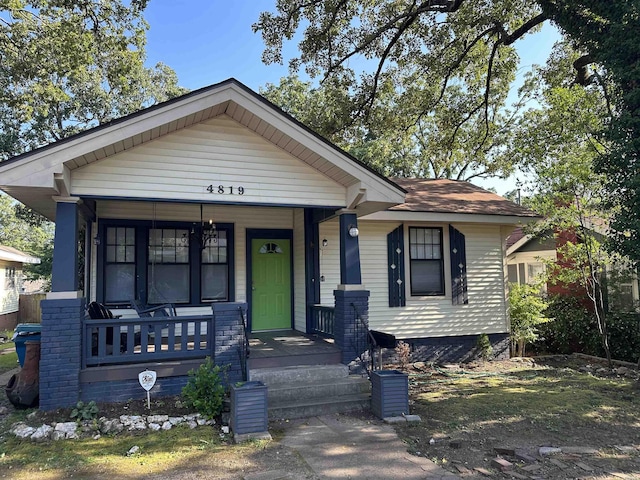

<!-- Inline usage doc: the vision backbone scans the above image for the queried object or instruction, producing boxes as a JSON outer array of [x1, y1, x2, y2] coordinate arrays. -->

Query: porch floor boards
[[248, 330, 341, 369]]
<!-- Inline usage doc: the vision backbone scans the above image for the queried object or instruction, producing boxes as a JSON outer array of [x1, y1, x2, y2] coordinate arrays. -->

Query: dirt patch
[[393, 355, 640, 479]]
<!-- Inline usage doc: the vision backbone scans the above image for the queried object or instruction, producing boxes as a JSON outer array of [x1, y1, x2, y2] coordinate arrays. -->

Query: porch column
[[339, 212, 361, 285], [334, 211, 370, 370], [39, 297, 84, 410], [50, 198, 80, 296]]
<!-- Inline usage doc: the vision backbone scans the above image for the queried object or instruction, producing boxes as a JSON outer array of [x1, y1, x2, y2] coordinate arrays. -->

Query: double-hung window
[[201, 230, 228, 302], [148, 228, 190, 304], [409, 227, 444, 296], [104, 227, 136, 303]]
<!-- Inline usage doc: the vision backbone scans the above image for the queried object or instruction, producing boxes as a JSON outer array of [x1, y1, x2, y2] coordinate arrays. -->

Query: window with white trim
[[409, 227, 444, 296]]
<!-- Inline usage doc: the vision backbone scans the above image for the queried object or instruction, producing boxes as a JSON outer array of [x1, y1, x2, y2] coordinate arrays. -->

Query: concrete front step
[[267, 376, 371, 404], [268, 393, 371, 420], [249, 364, 349, 384], [248, 364, 372, 420]]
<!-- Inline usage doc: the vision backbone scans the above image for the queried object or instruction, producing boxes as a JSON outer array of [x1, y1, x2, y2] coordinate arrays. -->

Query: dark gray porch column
[[51, 199, 79, 293], [339, 212, 361, 285], [39, 297, 84, 410]]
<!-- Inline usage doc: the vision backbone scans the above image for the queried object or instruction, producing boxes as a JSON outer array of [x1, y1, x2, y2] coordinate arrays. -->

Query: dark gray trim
[[304, 209, 321, 332], [339, 213, 362, 285], [79, 359, 204, 383], [387, 225, 406, 307], [246, 229, 294, 332], [51, 202, 79, 292]]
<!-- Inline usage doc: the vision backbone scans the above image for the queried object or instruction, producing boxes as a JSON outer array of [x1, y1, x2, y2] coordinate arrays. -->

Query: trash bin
[[12, 324, 41, 367]]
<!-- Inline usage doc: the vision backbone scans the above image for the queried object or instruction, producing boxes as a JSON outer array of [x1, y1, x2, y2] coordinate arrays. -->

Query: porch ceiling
[[0, 79, 405, 221]]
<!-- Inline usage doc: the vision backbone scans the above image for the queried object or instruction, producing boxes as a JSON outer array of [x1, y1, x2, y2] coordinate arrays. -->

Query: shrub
[[181, 357, 227, 419], [395, 341, 411, 369], [508, 283, 550, 357], [476, 333, 493, 361], [70, 400, 99, 422]]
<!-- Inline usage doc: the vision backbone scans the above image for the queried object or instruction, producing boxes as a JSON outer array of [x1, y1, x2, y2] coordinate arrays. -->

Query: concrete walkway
[[245, 414, 459, 480]]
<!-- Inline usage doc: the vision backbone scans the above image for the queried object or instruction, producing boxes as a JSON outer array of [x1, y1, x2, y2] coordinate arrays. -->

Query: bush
[[70, 400, 99, 422], [476, 333, 493, 361], [535, 295, 640, 363], [181, 358, 227, 419], [508, 283, 550, 357]]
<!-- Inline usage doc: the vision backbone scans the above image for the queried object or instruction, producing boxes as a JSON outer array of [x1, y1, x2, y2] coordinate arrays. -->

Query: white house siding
[[319, 219, 509, 339], [0, 261, 21, 315], [71, 115, 347, 208], [293, 209, 306, 331], [95, 201, 307, 326]]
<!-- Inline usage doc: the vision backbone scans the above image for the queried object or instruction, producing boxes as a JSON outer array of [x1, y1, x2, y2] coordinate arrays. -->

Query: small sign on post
[[138, 370, 157, 410]]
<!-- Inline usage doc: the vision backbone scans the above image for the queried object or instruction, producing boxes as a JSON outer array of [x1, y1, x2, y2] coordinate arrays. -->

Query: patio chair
[[86, 301, 131, 355], [130, 299, 176, 318]]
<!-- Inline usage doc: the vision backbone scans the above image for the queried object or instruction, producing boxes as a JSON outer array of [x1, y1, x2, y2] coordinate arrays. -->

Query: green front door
[[251, 238, 292, 331]]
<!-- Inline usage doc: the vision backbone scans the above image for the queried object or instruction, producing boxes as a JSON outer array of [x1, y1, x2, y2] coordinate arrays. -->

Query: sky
[[143, 1, 561, 196]]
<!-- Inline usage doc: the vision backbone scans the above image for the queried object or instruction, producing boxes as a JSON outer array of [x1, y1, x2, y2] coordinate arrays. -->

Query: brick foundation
[[382, 333, 510, 364]]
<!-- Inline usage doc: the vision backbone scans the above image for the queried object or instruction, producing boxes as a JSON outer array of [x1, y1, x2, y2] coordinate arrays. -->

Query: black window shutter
[[387, 225, 406, 307], [449, 225, 469, 305]]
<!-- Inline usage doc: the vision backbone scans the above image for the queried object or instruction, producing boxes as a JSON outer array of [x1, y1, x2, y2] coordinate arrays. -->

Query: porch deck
[[248, 330, 341, 369]]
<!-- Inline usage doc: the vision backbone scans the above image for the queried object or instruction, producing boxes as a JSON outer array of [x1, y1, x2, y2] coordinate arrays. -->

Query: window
[[409, 227, 444, 296], [99, 222, 234, 307], [104, 227, 135, 303], [201, 230, 229, 302], [527, 263, 545, 283], [148, 228, 190, 304]]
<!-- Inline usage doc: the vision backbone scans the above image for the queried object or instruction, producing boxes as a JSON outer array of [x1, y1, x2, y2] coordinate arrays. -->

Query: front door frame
[[246, 228, 294, 332]]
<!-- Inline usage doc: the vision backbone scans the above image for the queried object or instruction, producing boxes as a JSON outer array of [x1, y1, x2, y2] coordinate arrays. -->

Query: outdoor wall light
[[322, 238, 328, 247], [93, 235, 101, 246], [348, 225, 359, 238]]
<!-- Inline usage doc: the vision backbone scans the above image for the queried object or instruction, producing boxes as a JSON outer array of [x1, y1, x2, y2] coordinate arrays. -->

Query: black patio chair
[[86, 301, 131, 355], [130, 299, 176, 318]]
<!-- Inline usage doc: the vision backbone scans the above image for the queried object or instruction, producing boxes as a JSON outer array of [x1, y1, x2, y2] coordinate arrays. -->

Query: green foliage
[[0, 0, 187, 159], [256, 0, 541, 181], [508, 283, 550, 356], [476, 334, 493, 362], [0, 193, 53, 283], [70, 400, 99, 422], [181, 358, 227, 420]]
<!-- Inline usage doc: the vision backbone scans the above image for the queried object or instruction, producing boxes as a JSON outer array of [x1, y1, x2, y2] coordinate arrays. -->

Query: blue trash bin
[[12, 324, 41, 367]]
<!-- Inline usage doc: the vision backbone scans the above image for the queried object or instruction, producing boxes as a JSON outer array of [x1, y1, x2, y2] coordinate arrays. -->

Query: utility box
[[371, 370, 409, 418], [12, 323, 41, 367], [230, 381, 268, 436]]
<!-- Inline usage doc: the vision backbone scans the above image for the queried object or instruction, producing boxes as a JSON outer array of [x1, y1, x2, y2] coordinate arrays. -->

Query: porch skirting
[[381, 333, 510, 364]]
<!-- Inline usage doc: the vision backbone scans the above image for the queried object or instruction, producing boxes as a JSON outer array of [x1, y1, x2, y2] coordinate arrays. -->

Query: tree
[[0, 193, 53, 284], [0, 0, 187, 159], [255, 1, 640, 256], [510, 44, 618, 365], [256, 0, 539, 180]]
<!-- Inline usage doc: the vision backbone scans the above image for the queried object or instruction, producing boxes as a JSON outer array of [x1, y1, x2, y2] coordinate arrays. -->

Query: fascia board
[[361, 210, 540, 225]]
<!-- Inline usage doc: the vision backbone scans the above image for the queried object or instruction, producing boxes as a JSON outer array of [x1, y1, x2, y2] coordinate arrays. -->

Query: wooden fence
[[18, 293, 45, 324]]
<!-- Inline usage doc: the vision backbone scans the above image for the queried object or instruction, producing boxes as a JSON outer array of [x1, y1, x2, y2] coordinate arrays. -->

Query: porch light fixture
[[348, 225, 359, 238], [93, 235, 101, 246], [322, 239, 328, 247]]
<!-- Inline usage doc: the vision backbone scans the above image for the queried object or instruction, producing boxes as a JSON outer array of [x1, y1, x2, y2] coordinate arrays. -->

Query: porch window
[[201, 230, 228, 301], [104, 227, 135, 303], [148, 228, 190, 304], [409, 227, 444, 296]]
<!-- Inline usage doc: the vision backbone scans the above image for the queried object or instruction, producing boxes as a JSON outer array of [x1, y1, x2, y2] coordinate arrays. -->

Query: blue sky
[[143, 1, 560, 195]]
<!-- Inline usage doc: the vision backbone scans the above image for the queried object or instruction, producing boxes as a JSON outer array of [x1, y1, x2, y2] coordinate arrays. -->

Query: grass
[[0, 330, 19, 374], [393, 362, 640, 476], [0, 423, 274, 479]]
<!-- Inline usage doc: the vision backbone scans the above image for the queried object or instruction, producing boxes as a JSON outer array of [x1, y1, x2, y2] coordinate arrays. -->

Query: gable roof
[[0, 78, 405, 220], [0, 245, 40, 264]]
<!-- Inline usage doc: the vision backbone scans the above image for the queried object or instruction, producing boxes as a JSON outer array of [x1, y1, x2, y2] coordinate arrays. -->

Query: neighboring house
[[0, 79, 537, 410], [0, 245, 40, 329], [506, 227, 639, 310]]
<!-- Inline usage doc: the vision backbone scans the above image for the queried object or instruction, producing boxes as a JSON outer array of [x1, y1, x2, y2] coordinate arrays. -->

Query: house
[[507, 227, 639, 310], [0, 245, 40, 330], [0, 79, 537, 410]]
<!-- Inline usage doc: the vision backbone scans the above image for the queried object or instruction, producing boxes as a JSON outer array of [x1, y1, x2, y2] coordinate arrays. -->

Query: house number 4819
[[207, 185, 245, 195]]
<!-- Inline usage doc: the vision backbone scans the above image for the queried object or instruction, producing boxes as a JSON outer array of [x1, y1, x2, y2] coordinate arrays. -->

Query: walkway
[[245, 414, 460, 480]]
